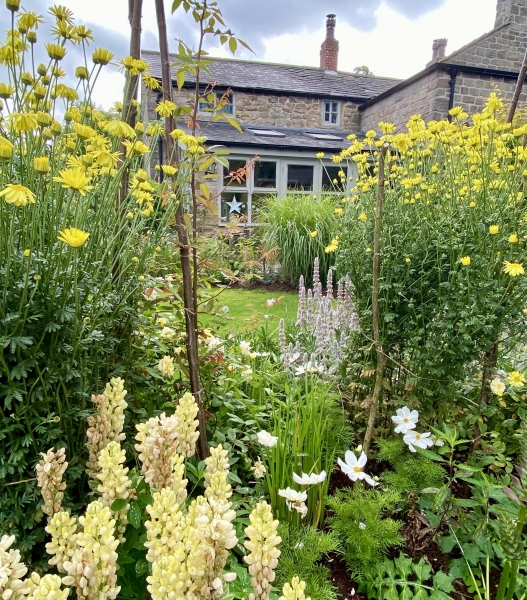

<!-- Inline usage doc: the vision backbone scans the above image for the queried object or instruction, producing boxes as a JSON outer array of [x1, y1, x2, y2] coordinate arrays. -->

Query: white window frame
[[218, 152, 355, 226], [322, 100, 341, 126], [198, 90, 235, 116]]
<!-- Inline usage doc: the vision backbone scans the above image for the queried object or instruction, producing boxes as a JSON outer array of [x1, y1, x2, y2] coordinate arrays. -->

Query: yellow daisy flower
[[0, 183, 35, 206], [57, 228, 90, 248], [9, 112, 37, 133], [460, 256, 471, 266], [53, 168, 93, 195], [503, 261, 525, 276], [489, 225, 499, 235], [103, 120, 136, 138], [34, 156, 50, 174], [92, 47, 114, 65], [507, 371, 526, 388]]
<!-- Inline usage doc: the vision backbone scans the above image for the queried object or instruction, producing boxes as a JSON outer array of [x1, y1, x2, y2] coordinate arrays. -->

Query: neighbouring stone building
[[142, 0, 527, 229]]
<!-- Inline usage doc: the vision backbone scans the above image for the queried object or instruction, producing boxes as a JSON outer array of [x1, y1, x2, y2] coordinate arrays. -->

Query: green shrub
[[276, 524, 339, 600], [376, 438, 446, 496], [256, 194, 340, 285], [327, 484, 404, 573]]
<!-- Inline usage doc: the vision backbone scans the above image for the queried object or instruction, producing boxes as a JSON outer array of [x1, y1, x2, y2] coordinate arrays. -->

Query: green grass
[[200, 288, 298, 334]]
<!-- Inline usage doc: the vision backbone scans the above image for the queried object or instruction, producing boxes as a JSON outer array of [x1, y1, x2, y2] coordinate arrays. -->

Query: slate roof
[[142, 50, 401, 101], [178, 121, 354, 151]]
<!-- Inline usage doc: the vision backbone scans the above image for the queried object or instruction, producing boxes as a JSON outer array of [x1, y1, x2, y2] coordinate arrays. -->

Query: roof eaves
[[358, 61, 522, 111]]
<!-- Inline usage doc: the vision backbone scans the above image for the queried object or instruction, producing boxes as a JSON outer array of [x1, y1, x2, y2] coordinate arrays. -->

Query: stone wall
[[452, 72, 527, 114], [447, 0, 527, 71], [360, 70, 451, 131], [144, 86, 361, 131]]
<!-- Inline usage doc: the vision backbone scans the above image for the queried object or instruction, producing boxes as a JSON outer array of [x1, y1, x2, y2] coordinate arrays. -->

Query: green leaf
[[432, 571, 455, 593], [128, 501, 142, 529], [135, 558, 149, 577], [412, 557, 432, 582], [463, 544, 485, 566], [429, 591, 450, 600], [225, 117, 242, 132], [111, 498, 128, 511], [176, 69, 185, 90], [416, 448, 444, 462], [118, 554, 135, 565], [171, 0, 184, 12], [440, 534, 457, 553], [228, 37, 237, 54]]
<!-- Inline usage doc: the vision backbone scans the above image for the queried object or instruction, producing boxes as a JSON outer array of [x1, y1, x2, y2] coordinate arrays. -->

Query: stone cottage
[[141, 0, 527, 228]]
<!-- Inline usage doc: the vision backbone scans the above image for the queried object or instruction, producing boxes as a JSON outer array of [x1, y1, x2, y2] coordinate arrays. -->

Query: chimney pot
[[427, 38, 447, 66], [320, 14, 339, 72]]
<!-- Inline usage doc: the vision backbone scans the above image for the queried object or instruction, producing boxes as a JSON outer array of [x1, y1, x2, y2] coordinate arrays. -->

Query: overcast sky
[[10, 0, 498, 108]]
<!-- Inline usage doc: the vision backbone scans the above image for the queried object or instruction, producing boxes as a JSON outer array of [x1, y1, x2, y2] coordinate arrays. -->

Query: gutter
[[358, 62, 523, 111], [447, 69, 458, 119]]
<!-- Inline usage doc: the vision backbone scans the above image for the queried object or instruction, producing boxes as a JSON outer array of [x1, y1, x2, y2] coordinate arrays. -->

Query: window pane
[[322, 166, 347, 192], [199, 91, 234, 115], [216, 92, 234, 115], [287, 165, 314, 191], [224, 159, 248, 187], [221, 191, 248, 223], [254, 161, 277, 188]]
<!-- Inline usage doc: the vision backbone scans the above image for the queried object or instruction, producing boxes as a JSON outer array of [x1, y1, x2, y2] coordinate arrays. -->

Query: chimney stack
[[426, 38, 447, 66], [320, 14, 339, 72]]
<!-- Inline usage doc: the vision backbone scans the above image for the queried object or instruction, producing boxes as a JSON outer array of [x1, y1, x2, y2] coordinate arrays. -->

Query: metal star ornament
[[225, 195, 244, 213]]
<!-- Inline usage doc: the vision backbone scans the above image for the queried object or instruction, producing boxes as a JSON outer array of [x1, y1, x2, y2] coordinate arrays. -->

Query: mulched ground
[[323, 468, 500, 600]]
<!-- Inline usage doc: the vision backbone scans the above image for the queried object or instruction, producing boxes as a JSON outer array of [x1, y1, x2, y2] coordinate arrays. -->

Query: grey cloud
[[197, 0, 446, 56]]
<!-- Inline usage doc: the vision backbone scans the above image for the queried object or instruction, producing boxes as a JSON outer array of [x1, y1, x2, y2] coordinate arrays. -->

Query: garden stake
[[363, 142, 389, 454], [475, 48, 527, 449], [118, 0, 143, 211], [155, 0, 209, 459]]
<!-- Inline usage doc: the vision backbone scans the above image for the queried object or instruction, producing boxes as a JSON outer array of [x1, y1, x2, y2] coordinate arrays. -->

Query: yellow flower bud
[[34, 156, 50, 174]]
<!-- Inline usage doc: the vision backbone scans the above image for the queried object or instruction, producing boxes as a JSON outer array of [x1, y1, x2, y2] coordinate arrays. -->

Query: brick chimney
[[426, 38, 447, 66], [320, 14, 339, 72]]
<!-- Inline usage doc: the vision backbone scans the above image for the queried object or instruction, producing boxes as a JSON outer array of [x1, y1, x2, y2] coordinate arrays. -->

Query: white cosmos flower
[[359, 522, 367, 530], [278, 487, 307, 503], [392, 406, 419, 434], [257, 430, 278, 447], [337, 451, 377, 487], [490, 378, 506, 397], [278, 487, 308, 518], [293, 470, 327, 486], [403, 430, 434, 453]]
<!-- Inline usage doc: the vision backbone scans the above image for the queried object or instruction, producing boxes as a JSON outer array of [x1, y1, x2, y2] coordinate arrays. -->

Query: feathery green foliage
[[376, 437, 446, 496], [276, 524, 339, 600], [327, 484, 404, 572]]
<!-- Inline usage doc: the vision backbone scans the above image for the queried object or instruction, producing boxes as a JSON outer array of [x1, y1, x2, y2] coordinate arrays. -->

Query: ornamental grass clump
[[0, 1, 185, 553], [333, 93, 527, 412], [257, 194, 340, 286]]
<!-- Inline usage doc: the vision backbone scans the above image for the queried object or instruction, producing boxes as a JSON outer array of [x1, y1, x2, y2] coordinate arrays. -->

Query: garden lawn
[[200, 287, 298, 334]]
